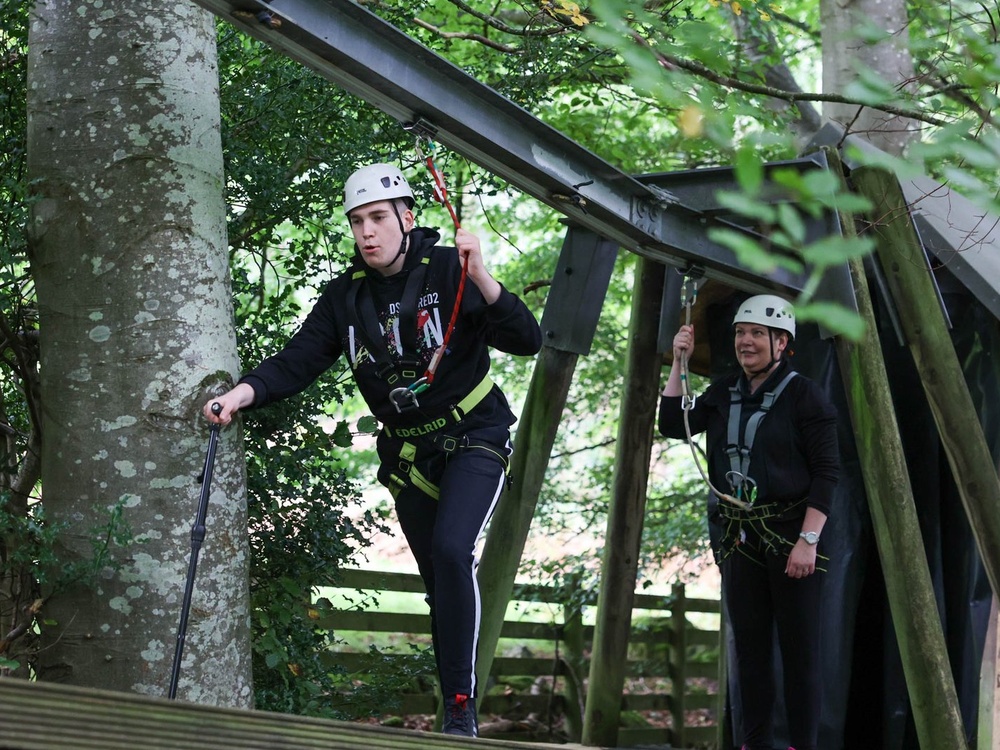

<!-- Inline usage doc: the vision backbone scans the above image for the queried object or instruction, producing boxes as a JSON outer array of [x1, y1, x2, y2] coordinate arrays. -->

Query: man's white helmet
[[733, 294, 796, 339], [343, 163, 414, 214]]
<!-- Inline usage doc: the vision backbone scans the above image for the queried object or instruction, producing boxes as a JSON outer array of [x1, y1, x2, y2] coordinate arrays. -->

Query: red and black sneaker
[[442, 693, 478, 737]]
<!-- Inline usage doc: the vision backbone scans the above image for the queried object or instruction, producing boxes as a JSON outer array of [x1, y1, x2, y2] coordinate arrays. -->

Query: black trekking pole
[[168, 402, 222, 699]]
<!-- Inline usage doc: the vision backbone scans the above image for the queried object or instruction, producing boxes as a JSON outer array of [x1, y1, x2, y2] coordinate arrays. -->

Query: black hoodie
[[658, 359, 839, 516], [240, 227, 542, 428]]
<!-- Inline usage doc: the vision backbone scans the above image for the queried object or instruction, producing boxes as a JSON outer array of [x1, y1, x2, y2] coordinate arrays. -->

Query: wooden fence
[[315, 568, 723, 748]]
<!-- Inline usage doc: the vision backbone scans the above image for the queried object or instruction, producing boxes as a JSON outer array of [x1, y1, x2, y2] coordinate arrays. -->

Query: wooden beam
[[852, 165, 1000, 599], [582, 257, 665, 746], [827, 153, 968, 749], [475, 346, 579, 693]]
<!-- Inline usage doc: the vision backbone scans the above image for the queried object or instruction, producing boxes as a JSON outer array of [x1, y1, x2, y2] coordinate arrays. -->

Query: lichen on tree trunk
[[26, 0, 251, 705]]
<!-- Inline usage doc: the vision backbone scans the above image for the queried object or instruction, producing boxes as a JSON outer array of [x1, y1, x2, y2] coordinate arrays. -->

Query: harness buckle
[[377, 363, 400, 385], [434, 434, 469, 453], [725, 470, 757, 505], [389, 386, 420, 414]]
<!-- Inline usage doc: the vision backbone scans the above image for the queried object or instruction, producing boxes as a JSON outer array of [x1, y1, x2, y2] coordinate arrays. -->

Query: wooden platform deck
[[0, 678, 605, 750]]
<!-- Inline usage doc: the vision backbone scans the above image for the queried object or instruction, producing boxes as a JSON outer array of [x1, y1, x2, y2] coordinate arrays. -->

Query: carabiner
[[680, 274, 701, 310], [389, 386, 420, 414], [725, 470, 757, 505]]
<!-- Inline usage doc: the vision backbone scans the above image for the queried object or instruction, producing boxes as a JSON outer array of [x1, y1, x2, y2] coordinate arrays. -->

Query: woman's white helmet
[[343, 163, 414, 215], [733, 294, 795, 339]]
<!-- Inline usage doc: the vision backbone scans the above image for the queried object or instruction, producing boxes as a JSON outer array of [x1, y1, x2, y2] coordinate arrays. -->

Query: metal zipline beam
[[191, 0, 850, 303]]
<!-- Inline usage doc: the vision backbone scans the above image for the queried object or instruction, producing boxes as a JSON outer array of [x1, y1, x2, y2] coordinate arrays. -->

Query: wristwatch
[[799, 531, 820, 545]]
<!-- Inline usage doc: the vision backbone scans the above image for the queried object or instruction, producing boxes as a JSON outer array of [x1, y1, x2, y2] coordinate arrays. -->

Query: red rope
[[419, 143, 467, 385]]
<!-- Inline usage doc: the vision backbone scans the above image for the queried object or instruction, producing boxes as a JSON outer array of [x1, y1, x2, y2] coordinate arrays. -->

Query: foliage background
[[3, 0, 999, 718]]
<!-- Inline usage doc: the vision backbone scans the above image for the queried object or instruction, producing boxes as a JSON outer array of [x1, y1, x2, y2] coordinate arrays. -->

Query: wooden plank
[[335, 568, 427, 594], [317, 610, 431, 634], [617, 726, 670, 746], [669, 584, 688, 747], [855, 166, 1000, 599], [0, 679, 599, 750], [632, 592, 721, 613]]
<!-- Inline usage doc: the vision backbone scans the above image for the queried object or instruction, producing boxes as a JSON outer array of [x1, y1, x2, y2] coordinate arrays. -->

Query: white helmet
[[733, 294, 795, 339], [343, 163, 414, 214]]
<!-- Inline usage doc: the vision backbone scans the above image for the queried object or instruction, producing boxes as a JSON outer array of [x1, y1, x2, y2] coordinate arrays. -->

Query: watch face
[[801, 531, 819, 544]]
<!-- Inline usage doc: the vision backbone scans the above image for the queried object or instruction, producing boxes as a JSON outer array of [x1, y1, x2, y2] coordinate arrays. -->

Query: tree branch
[[639, 35, 955, 129], [411, 17, 524, 54]]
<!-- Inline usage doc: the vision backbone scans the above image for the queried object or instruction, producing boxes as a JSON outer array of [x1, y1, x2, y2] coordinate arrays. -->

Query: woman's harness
[[724, 369, 798, 507], [715, 369, 821, 565]]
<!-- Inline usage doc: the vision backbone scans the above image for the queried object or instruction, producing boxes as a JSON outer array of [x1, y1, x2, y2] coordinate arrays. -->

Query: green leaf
[[776, 203, 806, 244], [798, 235, 875, 267], [331, 419, 353, 448], [795, 302, 866, 341], [715, 190, 776, 224], [707, 228, 802, 274], [734, 147, 764, 196], [357, 415, 379, 435], [280, 576, 305, 598]]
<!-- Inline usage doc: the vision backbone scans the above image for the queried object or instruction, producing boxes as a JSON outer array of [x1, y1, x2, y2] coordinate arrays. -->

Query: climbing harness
[[380, 375, 509, 499], [724, 369, 798, 507], [676, 273, 751, 511], [714, 497, 827, 570], [382, 375, 495, 439], [346, 255, 433, 412]]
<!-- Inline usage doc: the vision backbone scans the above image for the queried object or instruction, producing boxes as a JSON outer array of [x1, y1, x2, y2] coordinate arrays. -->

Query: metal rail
[[192, 0, 853, 304]]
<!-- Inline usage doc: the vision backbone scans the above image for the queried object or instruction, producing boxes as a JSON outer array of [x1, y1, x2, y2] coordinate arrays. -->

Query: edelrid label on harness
[[392, 418, 448, 438]]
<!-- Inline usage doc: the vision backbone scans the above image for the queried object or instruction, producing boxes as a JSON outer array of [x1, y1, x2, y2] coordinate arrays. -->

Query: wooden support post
[[669, 583, 688, 748], [581, 257, 665, 747], [852, 166, 1000, 599], [825, 152, 968, 749], [475, 346, 579, 693], [717, 604, 731, 750], [561, 591, 587, 743], [980, 596, 1000, 750]]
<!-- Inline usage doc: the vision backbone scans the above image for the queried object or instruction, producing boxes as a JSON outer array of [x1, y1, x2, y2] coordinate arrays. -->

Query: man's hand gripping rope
[[390, 137, 469, 411]]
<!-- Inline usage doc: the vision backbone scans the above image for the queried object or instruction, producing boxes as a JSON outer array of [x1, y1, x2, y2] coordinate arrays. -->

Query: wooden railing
[[315, 568, 722, 748]]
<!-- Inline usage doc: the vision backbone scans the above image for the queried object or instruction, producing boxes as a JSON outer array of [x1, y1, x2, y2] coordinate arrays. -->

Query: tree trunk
[[821, 0, 917, 155], [582, 257, 664, 747], [731, 13, 822, 145], [27, 0, 251, 704]]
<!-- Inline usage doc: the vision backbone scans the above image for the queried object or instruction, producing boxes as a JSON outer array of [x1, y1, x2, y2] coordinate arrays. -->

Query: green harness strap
[[383, 375, 507, 500]]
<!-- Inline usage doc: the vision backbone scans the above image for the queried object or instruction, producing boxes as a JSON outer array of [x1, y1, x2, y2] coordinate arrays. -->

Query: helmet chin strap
[[746, 330, 781, 378], [380, 201, 411, 270]]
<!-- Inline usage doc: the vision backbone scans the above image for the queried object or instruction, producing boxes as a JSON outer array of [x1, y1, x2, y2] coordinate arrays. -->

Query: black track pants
[[721, 528, 824, 750], [392, 439, 509, 700]]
